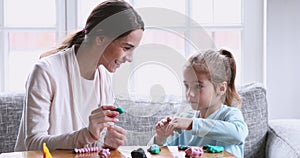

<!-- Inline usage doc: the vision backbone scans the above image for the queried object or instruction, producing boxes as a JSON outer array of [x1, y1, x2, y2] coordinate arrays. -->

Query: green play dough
[[204, 145, 224, 153], [114, 107, 125, 114]]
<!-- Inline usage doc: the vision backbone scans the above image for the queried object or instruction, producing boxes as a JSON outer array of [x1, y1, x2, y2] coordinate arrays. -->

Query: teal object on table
[[203, 145, 224, 153], [147, 144, 161, 154], [178, 145, 189, 150]]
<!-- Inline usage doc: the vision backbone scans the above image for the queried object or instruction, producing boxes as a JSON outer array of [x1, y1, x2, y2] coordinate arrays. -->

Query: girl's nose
[[187, 88, 195, 97]]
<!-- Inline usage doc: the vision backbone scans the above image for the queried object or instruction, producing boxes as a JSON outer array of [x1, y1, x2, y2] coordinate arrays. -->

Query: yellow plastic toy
[[43, 143, 53, 158]]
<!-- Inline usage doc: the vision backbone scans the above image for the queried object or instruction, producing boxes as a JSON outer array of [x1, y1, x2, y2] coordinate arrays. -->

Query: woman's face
[[183, 68, 217, 110], [99, 29, 143, 72]]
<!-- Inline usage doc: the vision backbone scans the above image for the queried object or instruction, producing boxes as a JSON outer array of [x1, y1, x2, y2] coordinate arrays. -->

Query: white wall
[[243, 0, 264, 85], [267, 0, 300, 119]]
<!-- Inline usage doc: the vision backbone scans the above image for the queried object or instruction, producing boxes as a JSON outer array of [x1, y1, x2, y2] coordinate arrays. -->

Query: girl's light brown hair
[[184, 49, 241, 108]]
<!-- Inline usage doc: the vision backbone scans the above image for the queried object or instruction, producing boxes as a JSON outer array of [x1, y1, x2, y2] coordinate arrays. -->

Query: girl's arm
[[192, 108, 248, 145]]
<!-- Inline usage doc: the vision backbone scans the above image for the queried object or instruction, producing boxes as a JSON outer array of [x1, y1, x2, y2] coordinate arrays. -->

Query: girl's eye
[[195, 84, 203, 89]]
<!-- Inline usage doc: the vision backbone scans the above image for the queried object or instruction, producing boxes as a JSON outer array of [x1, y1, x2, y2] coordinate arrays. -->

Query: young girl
[[150, 49, 248, 158]]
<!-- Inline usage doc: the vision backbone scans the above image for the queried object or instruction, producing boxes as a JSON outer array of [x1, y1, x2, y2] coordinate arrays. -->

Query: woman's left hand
[[103, 125, 127, 149]]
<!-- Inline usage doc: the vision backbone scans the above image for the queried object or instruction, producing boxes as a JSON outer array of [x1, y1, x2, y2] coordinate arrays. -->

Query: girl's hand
[[87, 105, 120, 140], [154, 117, 173, 145], [166, 117, 193, 132], [103, 125, 127, 149]]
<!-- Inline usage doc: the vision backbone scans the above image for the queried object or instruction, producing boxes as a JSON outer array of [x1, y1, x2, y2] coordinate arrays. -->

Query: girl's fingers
[[167, 116, 173, 122], [156, 121, 165, 127], [165, 121, 177, 135], [165, 123, 172, 133]]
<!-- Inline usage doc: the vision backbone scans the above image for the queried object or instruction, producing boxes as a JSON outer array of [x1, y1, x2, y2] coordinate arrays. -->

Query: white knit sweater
[[15, 46, 114, 151]]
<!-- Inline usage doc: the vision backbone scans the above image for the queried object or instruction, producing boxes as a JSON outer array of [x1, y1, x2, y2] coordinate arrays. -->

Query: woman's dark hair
[[41, 0, 144, 58]]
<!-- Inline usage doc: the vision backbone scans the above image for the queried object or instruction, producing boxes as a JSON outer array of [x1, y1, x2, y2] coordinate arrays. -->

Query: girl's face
[[99, 29, 143, 72], [183, 68, 218, 110]]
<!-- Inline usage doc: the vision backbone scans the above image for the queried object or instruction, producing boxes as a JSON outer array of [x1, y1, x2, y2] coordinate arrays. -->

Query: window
[[110, 0, 243, 97], [0, 0, 56, 92], [1, 0, 264, 95]]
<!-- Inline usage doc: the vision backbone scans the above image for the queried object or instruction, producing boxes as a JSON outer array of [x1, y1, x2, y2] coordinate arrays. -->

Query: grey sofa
[[1, 82, 300, 158]]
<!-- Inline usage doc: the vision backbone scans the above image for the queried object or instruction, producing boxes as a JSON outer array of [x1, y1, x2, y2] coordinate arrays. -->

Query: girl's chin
[[191, 105, 200, 110], [191, 105, 206, 110]]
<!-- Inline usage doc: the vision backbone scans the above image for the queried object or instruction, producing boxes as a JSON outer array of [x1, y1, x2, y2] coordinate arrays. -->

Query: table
[[0, 146, 236, 158]]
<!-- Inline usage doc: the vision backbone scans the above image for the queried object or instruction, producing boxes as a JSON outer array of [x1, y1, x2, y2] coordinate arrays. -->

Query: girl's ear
[[217, 81, 227, 96]]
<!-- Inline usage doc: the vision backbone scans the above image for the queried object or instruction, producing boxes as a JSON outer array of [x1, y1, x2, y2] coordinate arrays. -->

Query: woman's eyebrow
[[123, 42, 135, 48], [183, 81, 202, 84]]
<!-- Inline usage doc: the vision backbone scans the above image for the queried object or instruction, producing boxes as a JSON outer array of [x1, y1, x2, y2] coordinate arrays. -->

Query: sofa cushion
[[0, 92, 24, 153], [238, 82, 268, 158], [114, 97, 185, 145], [266, 119, 300, 158]]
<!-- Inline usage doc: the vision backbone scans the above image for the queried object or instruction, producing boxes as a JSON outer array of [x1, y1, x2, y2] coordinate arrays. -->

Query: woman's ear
[[217, 81, 227, 96], [95, 36, 105, 46]]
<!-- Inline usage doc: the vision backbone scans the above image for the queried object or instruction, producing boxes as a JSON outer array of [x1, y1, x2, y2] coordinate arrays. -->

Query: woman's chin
[[106, 66, 118, 73]]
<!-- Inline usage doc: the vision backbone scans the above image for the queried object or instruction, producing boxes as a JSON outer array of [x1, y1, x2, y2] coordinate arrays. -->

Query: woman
[[15, 0, 144, 151]]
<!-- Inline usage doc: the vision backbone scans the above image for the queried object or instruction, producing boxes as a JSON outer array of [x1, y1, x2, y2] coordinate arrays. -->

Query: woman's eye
[[123, 47, 131, 51], [184, 84, 188, 89]]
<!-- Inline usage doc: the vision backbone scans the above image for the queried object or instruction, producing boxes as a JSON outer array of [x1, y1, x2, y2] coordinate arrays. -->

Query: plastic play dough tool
[[43, 143, 53, 158]]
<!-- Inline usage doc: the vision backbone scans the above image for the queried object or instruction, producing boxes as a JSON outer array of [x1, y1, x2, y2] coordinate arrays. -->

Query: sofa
[[1, 82, 300, 158]]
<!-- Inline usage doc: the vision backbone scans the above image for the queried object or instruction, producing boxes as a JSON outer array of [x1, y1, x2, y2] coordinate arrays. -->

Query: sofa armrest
[[0, 92, 24, 153], [266, 119, 300, 158]]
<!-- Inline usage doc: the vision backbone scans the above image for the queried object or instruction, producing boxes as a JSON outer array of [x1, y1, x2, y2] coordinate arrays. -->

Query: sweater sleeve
[[191, 108, 248, 145], [24, 62, 96, 150]]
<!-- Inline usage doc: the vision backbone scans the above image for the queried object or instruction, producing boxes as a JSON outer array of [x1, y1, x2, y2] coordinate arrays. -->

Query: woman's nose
[[125, 53, 133, 62]]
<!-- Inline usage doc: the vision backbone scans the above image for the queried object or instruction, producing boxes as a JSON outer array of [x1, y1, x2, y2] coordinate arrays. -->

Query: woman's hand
[[87, 105, 119, 140], [103, 125, 127, 149]]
